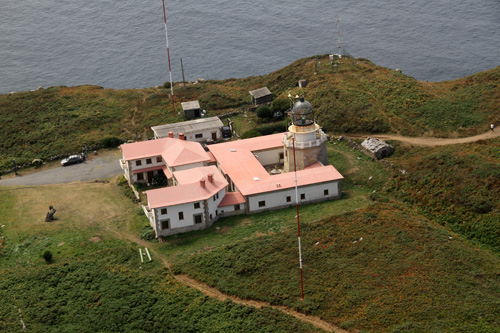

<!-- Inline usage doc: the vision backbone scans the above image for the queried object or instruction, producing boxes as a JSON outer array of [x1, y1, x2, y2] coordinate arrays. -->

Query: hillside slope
[[1, 56, 498, 171]]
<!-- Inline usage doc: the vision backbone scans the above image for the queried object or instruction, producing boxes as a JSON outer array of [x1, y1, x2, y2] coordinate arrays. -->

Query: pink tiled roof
[[120, 137, 210, 167], [219, 191, 246, 207], [208, 133, 343, 196], [132, 166, 163, 174], [146, 166, 228, 208]]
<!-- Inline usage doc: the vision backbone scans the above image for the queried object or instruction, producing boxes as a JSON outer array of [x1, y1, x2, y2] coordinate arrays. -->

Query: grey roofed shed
[[249, 87, 273, 105], [181, 100, 201, 120], [152, 116, 224, 141]]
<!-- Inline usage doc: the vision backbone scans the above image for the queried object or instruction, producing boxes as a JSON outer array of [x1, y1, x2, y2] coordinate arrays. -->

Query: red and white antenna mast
[[336, 16, 342, 63], [162, 0, 176, 117], [292, 136, 305, 301]]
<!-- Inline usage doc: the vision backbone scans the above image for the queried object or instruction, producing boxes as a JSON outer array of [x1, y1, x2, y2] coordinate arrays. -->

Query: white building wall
[[129, 155, 165, 173], [185, 128, 222, 142], [172, 161, 206, 173], [219, 201, 246, 217], [247, 181, 341, 213], [253, 148, 283, 166], [207, 188, 226, 220], [153, 188, 226, 237]]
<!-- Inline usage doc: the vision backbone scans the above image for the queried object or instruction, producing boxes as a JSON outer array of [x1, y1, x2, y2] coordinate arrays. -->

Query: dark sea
[[1, 0, 499, 94]]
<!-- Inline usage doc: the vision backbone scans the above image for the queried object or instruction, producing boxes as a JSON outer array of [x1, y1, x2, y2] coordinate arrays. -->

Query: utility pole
[[181, 58, 186, 89]]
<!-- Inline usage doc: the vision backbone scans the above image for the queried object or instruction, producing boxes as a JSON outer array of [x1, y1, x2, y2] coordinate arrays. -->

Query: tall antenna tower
[[162, 0, 176, 117], [336, 16, 342, 63]]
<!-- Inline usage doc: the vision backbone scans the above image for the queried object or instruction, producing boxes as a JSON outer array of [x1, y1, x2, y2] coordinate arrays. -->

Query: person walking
[[491, 123, 495, 132]]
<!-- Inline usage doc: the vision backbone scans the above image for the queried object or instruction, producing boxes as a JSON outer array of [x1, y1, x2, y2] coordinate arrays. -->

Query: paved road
[[0, 150, 123, 186]]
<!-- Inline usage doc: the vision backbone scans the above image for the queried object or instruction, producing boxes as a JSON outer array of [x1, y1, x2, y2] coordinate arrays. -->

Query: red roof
[[208, 133, 343, 196], [145, 166, 228, 208], [120, 138, 210, 167], [219, 191, 246, 207]]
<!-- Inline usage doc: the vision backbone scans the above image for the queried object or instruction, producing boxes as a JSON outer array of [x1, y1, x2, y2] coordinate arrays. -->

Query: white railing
[[282, 130, 328, 148]]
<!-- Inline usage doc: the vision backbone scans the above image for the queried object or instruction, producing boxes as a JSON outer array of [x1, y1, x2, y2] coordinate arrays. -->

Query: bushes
[[256, 105, 273, 119], [42, 250, 53, 263], [100, 137, 121, 148], [257, 99, 288, 121], [241, 121, 287, 138], [152, 170, 167, 186], [270, 98, 290, 117]]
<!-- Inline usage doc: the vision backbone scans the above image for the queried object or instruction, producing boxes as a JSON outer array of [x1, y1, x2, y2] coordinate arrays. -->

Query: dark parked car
[[61, 154, 83, 166]]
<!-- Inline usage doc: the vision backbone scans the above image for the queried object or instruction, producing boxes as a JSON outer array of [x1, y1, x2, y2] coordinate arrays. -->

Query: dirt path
[[175, 274, 346, 333], [110, 223, 345, 332], [348, 129, 499, 146]]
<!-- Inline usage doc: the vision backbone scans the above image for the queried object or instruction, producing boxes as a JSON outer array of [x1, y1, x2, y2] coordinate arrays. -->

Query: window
[[210, 214, 212, 220], [213, 195, 216, 201], [136, 160, 142, 166], [258, 201, 266, 207], [194, 214, 203, 224], [161, 220, 169, 230], [324, 189, 329, 196], [146, 158, 152, 165], [300, 194, 306, 200], [160, 208, 167, 215], [195, 133, 203, 138], [156, 156, 162, 163], [216, 193, 219, 199], [194, 202, 200, 209], [178, 212, 184, 220], [286, 196, 291, 203], [234, 204, 240, 211], [279, 152, 284, 159], [137, 173, 144, 181]]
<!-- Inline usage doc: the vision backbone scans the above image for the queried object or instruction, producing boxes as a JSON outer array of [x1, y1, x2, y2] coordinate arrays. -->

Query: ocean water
[[0, 0, 499, 94]]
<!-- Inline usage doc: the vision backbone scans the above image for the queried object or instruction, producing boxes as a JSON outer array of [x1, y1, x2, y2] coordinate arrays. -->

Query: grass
[[0, 182, 318, 332], [388, 137, 500, 252], [170, 203, 500, 331], [1, 55, 500, 331], [2, 56, 499, 172]]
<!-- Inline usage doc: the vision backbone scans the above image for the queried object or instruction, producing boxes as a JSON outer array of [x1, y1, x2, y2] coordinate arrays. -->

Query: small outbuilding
[[361, 137, 394, 159], [151, 116, 225, 143], [249, 87, 273, 106], [181, 100, 201, 120]]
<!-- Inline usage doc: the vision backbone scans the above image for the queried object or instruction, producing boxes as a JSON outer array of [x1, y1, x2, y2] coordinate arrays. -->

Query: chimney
[[168, 131, 174, 138], [207, 174, 213, 183], [179, 133, 185, 140], [200, 179, 205, 188]]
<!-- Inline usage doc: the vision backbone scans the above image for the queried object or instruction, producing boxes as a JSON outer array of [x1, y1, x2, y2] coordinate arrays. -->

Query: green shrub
[[140, 225, 156, 241], [256, 105, 273, 119], [100, 137, 121, 148], [42, 250, 53, 263], [152, 170, 167, 186], [257, 121, 287, 135], [241, 129, 261, 139], [270, 98, 290, 116]]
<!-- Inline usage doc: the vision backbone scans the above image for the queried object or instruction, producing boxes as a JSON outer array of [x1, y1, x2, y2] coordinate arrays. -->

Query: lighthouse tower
[[283, 97, 328, 172]]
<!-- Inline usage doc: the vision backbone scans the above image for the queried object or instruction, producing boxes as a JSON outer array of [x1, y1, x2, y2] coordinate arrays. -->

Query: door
[[212, 132, 217, 141], [147, 171, 154, 183]]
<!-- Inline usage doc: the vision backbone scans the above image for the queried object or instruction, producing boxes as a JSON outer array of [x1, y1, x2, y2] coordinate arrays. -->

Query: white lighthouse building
[[283, 97, 329, 172]]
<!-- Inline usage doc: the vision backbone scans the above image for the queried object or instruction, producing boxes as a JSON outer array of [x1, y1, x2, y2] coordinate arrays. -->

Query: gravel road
[[0, 150, 122, 186]]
